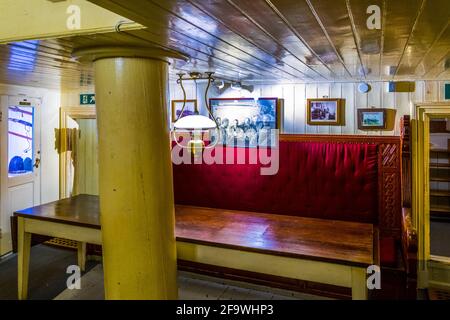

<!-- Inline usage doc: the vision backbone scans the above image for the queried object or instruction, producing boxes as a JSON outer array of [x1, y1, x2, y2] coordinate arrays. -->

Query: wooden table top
[[15, 195, 375, 267], [14, 194, 101, 229]]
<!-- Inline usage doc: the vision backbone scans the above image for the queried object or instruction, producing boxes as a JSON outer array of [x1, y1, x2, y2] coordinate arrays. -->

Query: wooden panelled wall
[[73, 119, 99, 196], [169, 80, 449, 136], [61, 88, 98, 196]]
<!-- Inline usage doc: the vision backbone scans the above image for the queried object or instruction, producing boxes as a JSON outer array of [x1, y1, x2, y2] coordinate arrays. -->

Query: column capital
[[73, 46, 189, 64]]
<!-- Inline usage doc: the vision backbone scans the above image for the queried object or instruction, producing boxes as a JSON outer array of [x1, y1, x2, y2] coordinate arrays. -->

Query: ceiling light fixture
[[216, 80, 225, 89], [231, 81, 242, 90], [172, 72, 220, 156]]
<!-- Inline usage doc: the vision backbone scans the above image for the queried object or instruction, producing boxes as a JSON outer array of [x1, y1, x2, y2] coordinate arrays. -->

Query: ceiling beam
[[393, 0, 427, 78], [0, 0, 143, 44], [414, 21, 450, 76], [89, 0, 304, 80], [344, 0, 367, 79], [379, 0, 386, 80], [225, 0, 331, 80], [305, 0, 353, 78], [177, 0, 315, 80]]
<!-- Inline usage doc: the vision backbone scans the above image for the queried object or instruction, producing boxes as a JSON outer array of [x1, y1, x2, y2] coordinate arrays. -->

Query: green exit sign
[[80, 94, 95, 105]]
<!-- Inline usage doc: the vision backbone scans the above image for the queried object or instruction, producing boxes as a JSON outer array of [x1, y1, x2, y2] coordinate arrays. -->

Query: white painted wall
[[0, 83, 60, 204], [61, 87, 95, 108], [29, 79, 446, 207], [0, 79, 442, 205], [169, 80, 450, 136]]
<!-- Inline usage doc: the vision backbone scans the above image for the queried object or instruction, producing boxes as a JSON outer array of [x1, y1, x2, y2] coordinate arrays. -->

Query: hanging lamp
[[172, 72, 220, 156]]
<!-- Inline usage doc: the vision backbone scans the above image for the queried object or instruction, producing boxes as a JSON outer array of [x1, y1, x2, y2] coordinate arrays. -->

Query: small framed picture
[[307, 98, 344, 125], [357, 108, 387, 130], [171, 99, 197, 122]]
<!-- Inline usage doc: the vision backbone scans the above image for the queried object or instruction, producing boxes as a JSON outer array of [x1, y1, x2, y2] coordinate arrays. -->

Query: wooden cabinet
[[430, 134, 450, 222]]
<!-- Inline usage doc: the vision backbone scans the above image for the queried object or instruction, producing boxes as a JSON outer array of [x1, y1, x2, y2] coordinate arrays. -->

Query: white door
[[0, 95, 41, 255]]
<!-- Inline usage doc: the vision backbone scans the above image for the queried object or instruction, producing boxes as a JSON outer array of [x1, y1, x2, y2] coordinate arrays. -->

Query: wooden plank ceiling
[[0, 0, 449, 89]]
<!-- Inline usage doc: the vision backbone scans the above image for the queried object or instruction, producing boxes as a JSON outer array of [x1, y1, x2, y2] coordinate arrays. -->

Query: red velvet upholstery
[[380, 237, 397, 267], [173, 141, 379, 224]]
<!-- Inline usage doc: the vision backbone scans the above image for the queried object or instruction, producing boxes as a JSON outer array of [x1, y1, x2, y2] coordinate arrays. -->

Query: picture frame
[[171, 99, 197, 122], [209, 97, 281, 147], [357, 108, 387, 130], [307, 98, 344, 125]]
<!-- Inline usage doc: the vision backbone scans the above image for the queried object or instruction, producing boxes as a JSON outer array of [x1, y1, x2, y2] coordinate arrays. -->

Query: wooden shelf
[[430, 190, 450, 197], [430, 214, 450, 222], [430, 149, 450, 155], [430, 212, 450, 222], [430, 144, 450, 218], [430, 163, 450, 169], [430, 205, 450, 214], [430, 176, 450, 182]]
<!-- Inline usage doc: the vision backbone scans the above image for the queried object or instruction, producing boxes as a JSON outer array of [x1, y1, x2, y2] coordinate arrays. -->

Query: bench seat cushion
[[175, 205, 375, 267]]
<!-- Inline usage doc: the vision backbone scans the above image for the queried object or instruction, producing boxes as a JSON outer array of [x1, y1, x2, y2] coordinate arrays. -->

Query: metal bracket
[[175, 72, 217, 123]]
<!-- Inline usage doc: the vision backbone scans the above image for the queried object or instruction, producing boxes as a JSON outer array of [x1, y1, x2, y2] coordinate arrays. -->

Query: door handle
[[33, 158, 41, 169]]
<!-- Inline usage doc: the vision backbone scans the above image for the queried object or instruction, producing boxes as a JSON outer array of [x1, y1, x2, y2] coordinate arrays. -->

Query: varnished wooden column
[[92, 54, 177, 299]]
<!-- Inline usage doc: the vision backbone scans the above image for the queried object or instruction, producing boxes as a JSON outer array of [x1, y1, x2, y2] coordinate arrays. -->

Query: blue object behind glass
[[8, 105, 34, 176], [9, 156, 24, 174]]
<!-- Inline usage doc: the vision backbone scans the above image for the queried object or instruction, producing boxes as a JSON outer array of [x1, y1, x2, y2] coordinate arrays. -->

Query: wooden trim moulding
[[279, 134, 400, 144], [178, 260, 351, 300]]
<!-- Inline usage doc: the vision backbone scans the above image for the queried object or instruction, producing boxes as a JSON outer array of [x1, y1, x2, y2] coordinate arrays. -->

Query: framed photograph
[[307, 98, 344, 125], [171, 99, 197, 122], [209, 97, 280, 147], [358, 108, 387, 130]]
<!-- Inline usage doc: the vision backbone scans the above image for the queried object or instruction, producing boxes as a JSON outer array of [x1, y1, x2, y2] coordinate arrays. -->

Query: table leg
[[351, 267, 368, 300], [77, 242, 86, 272], [17, 217, 31, 300]]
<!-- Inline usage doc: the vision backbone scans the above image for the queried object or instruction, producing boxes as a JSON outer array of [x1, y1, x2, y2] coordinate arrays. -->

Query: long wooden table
[[14, 194, 377, 300]]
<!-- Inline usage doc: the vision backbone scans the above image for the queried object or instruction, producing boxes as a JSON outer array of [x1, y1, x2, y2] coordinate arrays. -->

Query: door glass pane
[[8, 105, 34, 177], [429, 118, 450, 258]]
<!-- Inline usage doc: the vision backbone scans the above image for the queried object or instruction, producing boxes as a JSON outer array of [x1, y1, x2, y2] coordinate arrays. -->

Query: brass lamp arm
[[174, 72, 219, 131]]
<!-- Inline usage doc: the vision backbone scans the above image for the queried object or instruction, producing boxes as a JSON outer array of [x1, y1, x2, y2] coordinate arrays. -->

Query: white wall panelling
[[169, 80, 450, 136]]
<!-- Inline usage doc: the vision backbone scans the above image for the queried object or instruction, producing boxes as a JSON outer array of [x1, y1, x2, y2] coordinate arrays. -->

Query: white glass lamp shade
[[173, 114, 217, 130]]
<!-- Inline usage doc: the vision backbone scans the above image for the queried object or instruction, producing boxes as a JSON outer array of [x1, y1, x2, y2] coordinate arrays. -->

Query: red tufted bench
[[172, 133, 413, 298], [174, 141, 378, 224]]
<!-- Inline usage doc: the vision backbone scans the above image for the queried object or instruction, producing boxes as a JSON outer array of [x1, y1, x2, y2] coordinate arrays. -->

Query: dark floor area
[[0, 244, 427, 300], [0, 245, 99, 300]]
